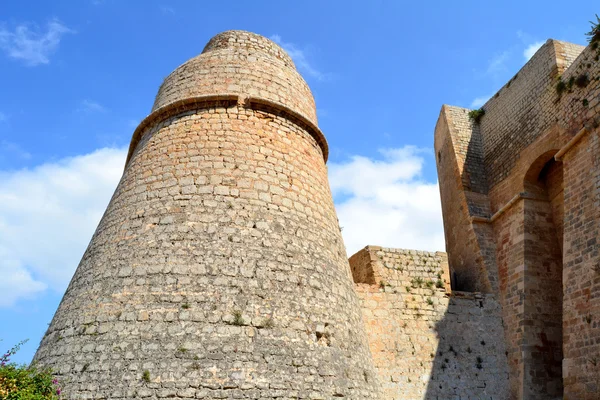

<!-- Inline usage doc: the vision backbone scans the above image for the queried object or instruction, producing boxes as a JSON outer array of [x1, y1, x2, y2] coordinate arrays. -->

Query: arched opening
[[522, 151, 564, 398]]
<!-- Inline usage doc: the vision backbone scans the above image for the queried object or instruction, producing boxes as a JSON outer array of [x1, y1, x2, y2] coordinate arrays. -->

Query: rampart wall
[[351, 246, 510, 399], [436, 34, 600, 398]]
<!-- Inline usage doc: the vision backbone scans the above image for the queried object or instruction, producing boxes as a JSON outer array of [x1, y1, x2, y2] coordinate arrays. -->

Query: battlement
[[349, 246, 450, 292]]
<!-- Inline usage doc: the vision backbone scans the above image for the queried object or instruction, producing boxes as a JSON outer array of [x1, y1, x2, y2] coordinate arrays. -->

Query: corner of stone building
[[349, 245, 383, 285], [434, 105, 497, 293]]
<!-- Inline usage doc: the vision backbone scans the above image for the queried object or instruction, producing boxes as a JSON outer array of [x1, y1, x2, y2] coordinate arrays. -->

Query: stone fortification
[[436, 35, 600, 399], [350, 246, 510, 399], [33, 31, 380, 399]]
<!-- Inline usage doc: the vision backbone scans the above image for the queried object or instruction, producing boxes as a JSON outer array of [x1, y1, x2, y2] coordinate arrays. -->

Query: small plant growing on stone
[[81, 363, 89, 373], [189, 362, 201, 371], [405, 286, 411, 293], [425, 280, 434, 288], [468, 108, 485, 123], [232, 311, 244, 326], [556, 78, 567, 97], [142, 370, 151, 383], [379, 281, 387, 289], [178, 346, 188, 353], [435, 279, 444, 288], [260, 317, 275, 329], [583, 99, 589, 107], [586, 14, 600, 43], [411, 277, 424, 288], [181, 303, 190, 309], [427, 298, 434, 306]]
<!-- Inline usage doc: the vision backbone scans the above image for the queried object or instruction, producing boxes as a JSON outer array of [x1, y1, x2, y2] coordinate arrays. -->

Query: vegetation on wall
[[0, 339, 62, 399], [468, 108, 485, 123], [586, 14, 600, 43]]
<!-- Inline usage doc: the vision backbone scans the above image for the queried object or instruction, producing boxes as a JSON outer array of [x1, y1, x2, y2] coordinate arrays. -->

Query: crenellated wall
[[351, 246, 510, 400]]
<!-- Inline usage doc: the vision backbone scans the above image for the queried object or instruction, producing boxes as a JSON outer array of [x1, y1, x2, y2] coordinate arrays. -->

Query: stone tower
[[33, 31, 380, 399]]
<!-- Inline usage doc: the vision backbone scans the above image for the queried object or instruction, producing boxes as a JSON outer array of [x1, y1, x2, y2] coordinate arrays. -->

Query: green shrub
[[586, 14, 600, 43], [468, 108, 485, 123], [0, 339, 62, 398]]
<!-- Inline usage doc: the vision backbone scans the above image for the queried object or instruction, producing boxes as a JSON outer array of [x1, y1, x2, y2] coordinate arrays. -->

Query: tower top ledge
[[202, 30, 296, 70]]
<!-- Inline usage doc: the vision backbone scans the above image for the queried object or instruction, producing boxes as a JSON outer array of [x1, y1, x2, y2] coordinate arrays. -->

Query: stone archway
[[522, 150, 564, 399]]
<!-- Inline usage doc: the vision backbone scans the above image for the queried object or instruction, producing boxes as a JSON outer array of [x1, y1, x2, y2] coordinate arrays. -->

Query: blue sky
[[0, 0, 596, 364]]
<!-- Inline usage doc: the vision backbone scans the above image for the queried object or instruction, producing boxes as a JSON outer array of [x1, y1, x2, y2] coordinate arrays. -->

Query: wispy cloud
[[270, 34, 327, 81], [0, 112, 7, 122], [329, 146, 444, 255], [523, 41, 544, 61], [0, 140, 31, 160], [470, 94, 493, 108], [80, 99, 106, 113], [485, 50, 511, 78], [160, 6, 175, 15], [0, 19, 73, 66]]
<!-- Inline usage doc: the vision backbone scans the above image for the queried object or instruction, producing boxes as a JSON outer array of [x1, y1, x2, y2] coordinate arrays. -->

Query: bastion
[[33, 31, 380, 399]]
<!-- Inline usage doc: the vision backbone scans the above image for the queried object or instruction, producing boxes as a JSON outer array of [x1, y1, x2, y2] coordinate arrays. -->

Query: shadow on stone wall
[[423, 292, 510, 400]]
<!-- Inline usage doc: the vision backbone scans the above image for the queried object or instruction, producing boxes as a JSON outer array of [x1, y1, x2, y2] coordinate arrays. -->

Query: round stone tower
[[33, 31, 380, 399]]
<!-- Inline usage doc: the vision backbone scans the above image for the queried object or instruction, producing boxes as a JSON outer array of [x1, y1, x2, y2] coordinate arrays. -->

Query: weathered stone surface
[[33, 31, 380, 400], [435, 37, 600, 399], [350, 246, 510, 399]]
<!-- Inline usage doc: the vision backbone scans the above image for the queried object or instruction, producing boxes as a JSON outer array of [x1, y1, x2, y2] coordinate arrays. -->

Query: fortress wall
[[479, 40, 584, 198], [434, 106, 497, 293], [351, 246, 509, 400], [552, 42, 600, 399], [34, 31, 382, 398], [33, 103, 380, 399]]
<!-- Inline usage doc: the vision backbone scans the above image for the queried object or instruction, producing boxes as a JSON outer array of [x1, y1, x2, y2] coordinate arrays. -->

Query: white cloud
[[524, 41, 544, 61], [0, 19, 73, 66], [470, 94, 492, 108], [329, 146, 445, 256], [485, 50, 510, 78], [270, 34, 326, 81], [0, 147, 126, 307], [81, 99, 106, 113]]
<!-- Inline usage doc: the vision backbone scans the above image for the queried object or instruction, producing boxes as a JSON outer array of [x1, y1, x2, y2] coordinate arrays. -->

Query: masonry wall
[[351, 246, 510, 400], [479, 40, 584, 191], [33, 31, 381, 400], [555, 42, 600, 399], [436, 34, 600, 399]]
